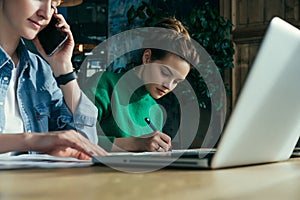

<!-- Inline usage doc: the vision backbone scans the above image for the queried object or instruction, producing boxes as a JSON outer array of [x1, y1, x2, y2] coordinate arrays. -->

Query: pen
[[144, 117, 172, 151], [144, 117, 158, 132]]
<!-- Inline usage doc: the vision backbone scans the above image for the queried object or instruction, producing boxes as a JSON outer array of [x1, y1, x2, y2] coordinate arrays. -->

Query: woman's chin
[[150, 93, 164, 99]]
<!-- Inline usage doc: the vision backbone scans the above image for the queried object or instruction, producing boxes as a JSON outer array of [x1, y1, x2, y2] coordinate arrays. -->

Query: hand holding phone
[[37, 16, 68, 56]]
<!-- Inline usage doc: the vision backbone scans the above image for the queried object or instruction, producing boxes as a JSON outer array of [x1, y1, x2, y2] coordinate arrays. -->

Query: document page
[[0, 154, 93, 169]]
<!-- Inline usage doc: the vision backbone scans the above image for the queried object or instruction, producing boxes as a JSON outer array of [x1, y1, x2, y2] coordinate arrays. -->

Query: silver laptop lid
[[211, 17, 300, 168]]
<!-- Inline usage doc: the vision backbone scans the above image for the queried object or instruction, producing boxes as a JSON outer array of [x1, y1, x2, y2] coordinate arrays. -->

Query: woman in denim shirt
[[0, 0, 107, 159]]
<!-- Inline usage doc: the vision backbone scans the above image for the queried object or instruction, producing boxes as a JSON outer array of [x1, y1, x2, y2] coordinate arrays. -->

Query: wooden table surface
[[0, 158, 300, 200]]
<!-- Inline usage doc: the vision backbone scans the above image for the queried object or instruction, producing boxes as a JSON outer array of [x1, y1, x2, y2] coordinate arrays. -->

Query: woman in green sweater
[[85, 18, 198, 152]]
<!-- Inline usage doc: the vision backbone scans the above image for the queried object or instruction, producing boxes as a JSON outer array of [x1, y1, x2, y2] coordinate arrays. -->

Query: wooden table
[[0, 158, 300, 200]]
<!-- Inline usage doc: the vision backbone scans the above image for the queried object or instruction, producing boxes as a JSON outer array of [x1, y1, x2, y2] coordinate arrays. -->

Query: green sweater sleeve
[[94, 87, 115, 151], [83, 72, 117, 150], [84, 71, 163, 151], [98, 136, 115, 151]]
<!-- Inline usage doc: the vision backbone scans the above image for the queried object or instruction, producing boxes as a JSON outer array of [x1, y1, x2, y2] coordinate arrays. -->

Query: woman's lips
[[28, 19, 42, 30], [156, 88, 166, 95]]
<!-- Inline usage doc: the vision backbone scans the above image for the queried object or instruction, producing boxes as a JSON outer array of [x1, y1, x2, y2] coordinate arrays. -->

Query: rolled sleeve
[[73, 92, 98, 144]]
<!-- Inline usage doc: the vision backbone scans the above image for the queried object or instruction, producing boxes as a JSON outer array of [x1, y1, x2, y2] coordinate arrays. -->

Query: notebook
[[93, 17, 300, 171]]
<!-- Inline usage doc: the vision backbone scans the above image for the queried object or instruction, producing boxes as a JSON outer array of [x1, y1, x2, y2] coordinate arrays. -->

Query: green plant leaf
[[127, 5, 136, 25]]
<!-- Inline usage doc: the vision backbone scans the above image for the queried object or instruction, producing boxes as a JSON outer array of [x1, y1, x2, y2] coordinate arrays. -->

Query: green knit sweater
[[84, 71, 163, 150]]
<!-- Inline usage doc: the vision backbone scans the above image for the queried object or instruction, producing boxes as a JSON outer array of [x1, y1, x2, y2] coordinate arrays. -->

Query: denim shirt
[[0, 40, 98, 144]]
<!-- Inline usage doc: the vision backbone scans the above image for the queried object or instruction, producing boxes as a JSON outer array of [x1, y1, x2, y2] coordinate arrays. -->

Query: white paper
[[0, 154, 93, 169]]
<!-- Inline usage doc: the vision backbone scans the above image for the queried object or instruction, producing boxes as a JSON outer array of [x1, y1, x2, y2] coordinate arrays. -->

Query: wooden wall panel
[[237, 0, 248, 25], [230, 0, 300, 108], [232, 44, 249, 104], [247, 0, 264, 24], [265, 0, 285, 20], [282, 0, 300, 20]]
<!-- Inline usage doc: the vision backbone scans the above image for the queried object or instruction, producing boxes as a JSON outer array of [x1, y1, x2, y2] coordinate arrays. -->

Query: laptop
[[93, 17, 300, 171]]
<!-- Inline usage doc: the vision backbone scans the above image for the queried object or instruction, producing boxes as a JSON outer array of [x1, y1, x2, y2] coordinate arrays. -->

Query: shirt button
[[3, 77, 8, 81]]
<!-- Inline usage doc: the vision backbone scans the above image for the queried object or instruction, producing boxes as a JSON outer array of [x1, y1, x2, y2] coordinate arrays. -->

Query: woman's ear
[[142, 49, 152, 63]]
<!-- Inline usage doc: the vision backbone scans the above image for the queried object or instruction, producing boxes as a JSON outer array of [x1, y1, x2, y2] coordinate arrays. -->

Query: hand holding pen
[[144, 118, 172, 152]]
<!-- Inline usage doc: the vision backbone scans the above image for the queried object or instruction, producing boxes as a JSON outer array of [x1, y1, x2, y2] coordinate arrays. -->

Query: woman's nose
[[162, 81, 173, 90], [36, 2, 54, 20]]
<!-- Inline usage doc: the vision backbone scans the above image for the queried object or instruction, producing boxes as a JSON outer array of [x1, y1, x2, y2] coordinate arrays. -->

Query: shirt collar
[[0, 39, 31, 71], [0, 45, 12, 69], [18, 39, 32, 70]]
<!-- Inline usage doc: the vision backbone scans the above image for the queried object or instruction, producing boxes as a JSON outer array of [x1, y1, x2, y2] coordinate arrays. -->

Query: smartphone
[[37, 16, 68, 56]]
